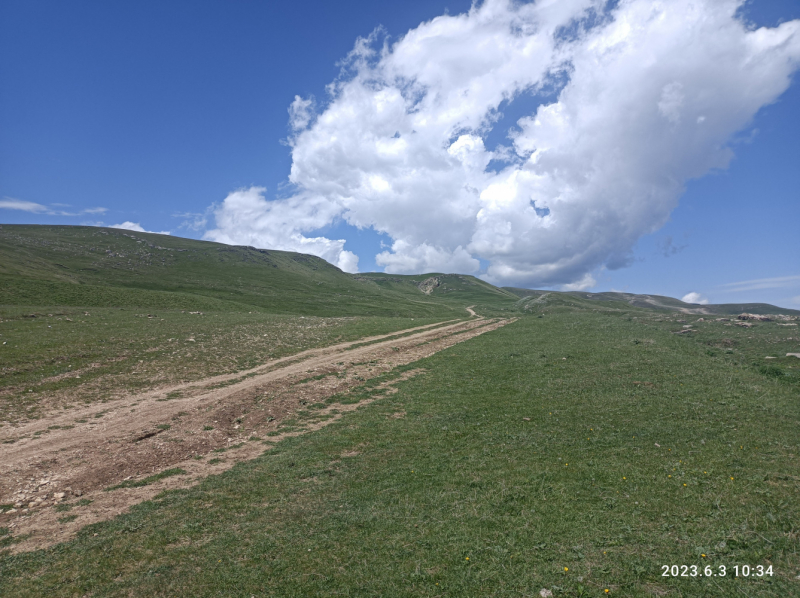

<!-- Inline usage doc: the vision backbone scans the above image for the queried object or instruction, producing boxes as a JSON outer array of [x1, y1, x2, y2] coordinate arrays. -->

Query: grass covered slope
[[2, 311, 798, 596], [0, 225, 518, 419], [504, 288, 800, 317], [0, 225, 514, 317]]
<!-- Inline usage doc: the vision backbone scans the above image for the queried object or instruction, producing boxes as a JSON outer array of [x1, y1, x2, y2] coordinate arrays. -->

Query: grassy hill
[[1, 225, 799, 596], [0, 225, 515, 317], [504, 288, 800, 317], [0, 225, 515, 415], [2, 225, 793, 318]]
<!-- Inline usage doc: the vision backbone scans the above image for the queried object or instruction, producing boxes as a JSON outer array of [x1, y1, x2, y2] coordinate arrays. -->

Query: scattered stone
[[765, 357, 777, 360], [540, 590, 553, 598], [787, 353, 800, 359], [738, 313, 772, 322], [736, 322, 754, 328]]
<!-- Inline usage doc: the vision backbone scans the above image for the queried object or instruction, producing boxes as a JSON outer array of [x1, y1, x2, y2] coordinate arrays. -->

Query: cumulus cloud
[[110, 221, 171, 235], [203, 187, 359, 272], [288, 95, 315, 132], [208, 0, 800, 285], [0, 197, 107, 216], [682, 291, 709, 305]]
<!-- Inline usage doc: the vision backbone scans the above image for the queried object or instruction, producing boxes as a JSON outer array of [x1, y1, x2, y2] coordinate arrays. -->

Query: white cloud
[[288, 95, 315, 132], [0, 197, 107, 216], [203, 187, 358, 272], [208, 0, 800, 285], [682, 292, 709, 305], [376, 240, 479, 274], [110, 222, 171, 235], [717, 274, 800, 293], [561, 273, 597, 292], [0, 198, 50, 213], [174, 210, 210, 231]]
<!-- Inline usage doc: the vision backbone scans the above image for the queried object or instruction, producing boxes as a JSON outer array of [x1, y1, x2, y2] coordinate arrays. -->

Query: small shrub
[[759, 364, 784, 378]]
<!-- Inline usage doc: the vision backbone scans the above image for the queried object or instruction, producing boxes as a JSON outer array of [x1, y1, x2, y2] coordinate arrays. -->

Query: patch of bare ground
[[0, 315, 514, 553]]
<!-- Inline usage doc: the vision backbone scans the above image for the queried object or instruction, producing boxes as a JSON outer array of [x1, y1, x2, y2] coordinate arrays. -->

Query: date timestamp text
[[662, 565, 773, 577]]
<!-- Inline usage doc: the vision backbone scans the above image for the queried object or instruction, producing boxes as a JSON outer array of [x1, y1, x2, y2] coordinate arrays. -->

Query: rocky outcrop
[[417, 277, 441, 295]]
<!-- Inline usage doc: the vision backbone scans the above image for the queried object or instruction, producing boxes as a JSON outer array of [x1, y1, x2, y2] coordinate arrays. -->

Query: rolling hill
[[1, 224, 795, 317], [503, 287, 800, 316], [0, 225, 515, 317]]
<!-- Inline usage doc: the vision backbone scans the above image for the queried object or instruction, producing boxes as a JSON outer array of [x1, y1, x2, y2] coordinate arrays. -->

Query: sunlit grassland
[[0, 306, 446, 422], [1, 311, 797, 596]]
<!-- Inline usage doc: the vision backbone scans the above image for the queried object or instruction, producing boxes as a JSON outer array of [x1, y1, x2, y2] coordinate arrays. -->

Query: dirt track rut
[[0, 315, 514, 553]]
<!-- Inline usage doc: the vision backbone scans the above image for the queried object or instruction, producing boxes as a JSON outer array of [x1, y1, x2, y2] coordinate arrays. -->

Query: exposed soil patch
[[0, 315, 514, 553]]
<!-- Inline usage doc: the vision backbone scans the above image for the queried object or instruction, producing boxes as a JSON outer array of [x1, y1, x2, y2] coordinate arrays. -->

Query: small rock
[[523, 417, 531, 421], [540, 590, 553, 598], [787, 353, 800, 359], [737, 313, 771, 321], [54, 492, 66, 500], [7, 508, 17, 514]]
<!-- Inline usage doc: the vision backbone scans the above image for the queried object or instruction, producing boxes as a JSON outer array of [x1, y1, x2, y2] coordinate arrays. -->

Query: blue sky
[[1, 0, 798, 308]]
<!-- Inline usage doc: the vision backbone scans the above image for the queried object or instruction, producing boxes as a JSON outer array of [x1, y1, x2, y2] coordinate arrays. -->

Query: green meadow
[[1, 225, 799, 596]]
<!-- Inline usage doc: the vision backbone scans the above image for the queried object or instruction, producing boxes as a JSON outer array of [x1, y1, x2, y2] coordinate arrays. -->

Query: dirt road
[[0, 314, 514, 553]]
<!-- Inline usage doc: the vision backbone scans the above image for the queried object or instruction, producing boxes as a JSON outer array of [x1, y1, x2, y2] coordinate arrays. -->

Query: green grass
[[0, 225, 514, 318], [0, 225, 520, 421], [0, 306, 451, 421], [1, 311, 798, 596]]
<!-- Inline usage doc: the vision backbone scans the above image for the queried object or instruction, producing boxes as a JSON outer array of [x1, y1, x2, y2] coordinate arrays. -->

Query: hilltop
[[503, 287, 800, 317], [3, 224, 796, 318], [0, 225, 515, 317]]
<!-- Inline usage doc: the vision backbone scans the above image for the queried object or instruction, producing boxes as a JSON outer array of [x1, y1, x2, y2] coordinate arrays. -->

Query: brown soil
[[0, 315, 514, 553]]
